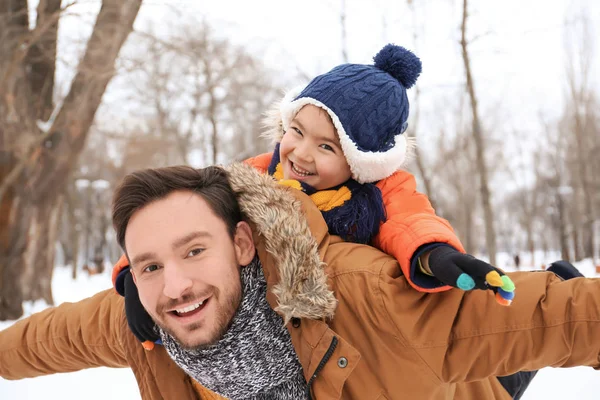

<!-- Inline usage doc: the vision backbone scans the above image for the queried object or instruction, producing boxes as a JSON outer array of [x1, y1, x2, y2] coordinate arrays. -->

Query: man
[[1, 163, 600, 400]]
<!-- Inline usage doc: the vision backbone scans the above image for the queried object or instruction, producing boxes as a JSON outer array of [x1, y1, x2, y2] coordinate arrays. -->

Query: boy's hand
[[426, 246, 515, 305], [123, 271, 161, 350]]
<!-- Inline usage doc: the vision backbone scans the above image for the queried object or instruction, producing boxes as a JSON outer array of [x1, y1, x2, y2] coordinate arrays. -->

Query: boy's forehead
[[295, 105, 339, 141]]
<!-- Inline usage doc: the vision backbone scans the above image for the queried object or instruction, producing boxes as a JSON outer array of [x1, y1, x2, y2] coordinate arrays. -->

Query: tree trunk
[[65, 184, 80, 280], [410, 85, 437, 210], [526, 224, 535, 268], [460, 0, 497, 266], [463, 202, 474, 254], [0, 0, 142, 320], [0, 188, 32, 320], [557, 193, 571, 261], [567, 35, 595, 259], [340, 0, 349, 63], [0, 0, 31, 321], [92, 189, 108, 274], [206, 82, 219, 164], [570, 203, 584, 261], [22, 196, 63, 305], [28, 0, 61, 120], [84, 185, 93, 266]]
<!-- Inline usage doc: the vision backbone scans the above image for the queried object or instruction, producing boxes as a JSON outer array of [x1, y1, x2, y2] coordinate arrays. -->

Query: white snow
[[1, 258, 599, 399]]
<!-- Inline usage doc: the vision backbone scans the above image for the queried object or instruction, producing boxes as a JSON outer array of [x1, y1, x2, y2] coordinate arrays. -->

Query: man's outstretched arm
[[0, 289, 129, 379], [417, 271, 600, 383]]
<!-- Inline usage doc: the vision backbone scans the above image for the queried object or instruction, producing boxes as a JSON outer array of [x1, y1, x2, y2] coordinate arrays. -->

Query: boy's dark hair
[[112, 165, 242, 251]]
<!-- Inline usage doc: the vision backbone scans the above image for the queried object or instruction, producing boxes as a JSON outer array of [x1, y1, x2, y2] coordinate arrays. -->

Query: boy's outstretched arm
[[374, 169, 514, 302]]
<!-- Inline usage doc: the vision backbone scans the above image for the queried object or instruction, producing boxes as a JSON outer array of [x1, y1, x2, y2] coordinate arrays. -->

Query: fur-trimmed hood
[[225, 162, 337, 324]]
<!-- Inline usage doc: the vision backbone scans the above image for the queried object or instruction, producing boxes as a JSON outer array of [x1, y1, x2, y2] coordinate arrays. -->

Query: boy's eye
[[187, 248, 204, 257], [143, 264, 160, 273], [320, 144, 334, 152], [292, 127, 303, 136]]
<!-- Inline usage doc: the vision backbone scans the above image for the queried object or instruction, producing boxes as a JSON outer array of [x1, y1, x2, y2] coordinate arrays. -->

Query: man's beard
[[153, 279, 242, 351]]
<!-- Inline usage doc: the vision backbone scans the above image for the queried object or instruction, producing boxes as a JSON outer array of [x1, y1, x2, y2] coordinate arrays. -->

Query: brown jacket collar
[[225, 162, 337, 324]]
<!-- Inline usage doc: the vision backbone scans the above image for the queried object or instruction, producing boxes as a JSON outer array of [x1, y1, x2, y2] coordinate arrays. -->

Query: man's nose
[[162, 263, 193, 299]]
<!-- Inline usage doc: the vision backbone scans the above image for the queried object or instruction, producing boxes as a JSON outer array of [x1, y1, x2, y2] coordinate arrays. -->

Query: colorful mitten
[[427, 246, 516, 306]]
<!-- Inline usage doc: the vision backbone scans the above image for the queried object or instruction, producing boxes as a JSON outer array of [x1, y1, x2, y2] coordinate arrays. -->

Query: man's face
[[125, 190, 255, 350]]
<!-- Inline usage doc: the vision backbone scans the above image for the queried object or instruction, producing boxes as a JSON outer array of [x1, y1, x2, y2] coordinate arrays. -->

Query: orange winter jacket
[[244, 152, 465, 293]]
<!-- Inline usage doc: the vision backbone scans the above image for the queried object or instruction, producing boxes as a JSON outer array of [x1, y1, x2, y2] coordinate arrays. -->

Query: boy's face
[[125, 190, 255, 350], [279, 104, 352, 190]]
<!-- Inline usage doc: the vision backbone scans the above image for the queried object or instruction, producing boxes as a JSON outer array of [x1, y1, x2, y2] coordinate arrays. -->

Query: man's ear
[[234, 221, 256, 266]]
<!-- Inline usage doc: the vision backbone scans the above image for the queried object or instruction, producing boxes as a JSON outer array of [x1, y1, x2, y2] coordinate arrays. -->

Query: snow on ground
[[1, 256, 599, 399]]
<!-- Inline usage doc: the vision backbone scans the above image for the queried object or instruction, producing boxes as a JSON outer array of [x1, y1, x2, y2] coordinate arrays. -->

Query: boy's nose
[[162, 263, 193, 299], [294, 143, 313, 162]]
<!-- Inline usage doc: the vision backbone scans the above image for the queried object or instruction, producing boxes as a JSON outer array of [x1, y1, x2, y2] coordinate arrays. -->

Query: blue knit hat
[[279, 44, 422, 183]]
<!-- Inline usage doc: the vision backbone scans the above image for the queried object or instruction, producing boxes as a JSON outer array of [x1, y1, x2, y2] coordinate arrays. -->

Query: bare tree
[[538, 119, 573, 261], [405, 0, 436, 209], [459, 0, 497, 265], [563, 11, 596, 259], [431, 126, 480, 253], [119, 19, 283, 167], [340, 0, 349, 63], [0, 0, 142, 320], [500, 133, 545, 267]]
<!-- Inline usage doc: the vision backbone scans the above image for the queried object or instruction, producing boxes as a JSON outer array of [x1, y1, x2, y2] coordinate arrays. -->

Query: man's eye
[[187, 248, 204, 257], [143, 264, 160, 273]]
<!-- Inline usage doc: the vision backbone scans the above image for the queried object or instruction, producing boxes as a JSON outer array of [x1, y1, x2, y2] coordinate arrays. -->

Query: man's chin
[[157, 321, 220, 351]]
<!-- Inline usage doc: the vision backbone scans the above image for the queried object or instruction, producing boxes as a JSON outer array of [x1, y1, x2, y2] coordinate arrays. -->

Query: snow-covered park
[[1, 254, 599, 399]]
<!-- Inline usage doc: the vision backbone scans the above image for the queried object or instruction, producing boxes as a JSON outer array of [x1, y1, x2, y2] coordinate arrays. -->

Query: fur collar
[[225, 163, 337, 324]]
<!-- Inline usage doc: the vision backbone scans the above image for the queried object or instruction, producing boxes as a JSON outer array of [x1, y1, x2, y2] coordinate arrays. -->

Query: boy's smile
[[289, 161, 316, 178], [279, 104, 352, 190]]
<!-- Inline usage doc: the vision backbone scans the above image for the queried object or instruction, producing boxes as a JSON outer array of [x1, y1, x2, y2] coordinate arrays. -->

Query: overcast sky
[[40, 0, 599, 165]]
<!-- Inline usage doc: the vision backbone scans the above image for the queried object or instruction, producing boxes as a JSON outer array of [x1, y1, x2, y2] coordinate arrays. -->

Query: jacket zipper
[[305, 336, 339, 400]]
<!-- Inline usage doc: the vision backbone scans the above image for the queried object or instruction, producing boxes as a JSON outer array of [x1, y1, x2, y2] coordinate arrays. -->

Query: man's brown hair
[[112, 165, 242, 251]]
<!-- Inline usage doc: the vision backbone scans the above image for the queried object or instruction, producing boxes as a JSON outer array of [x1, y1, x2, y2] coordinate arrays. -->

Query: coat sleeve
[[372, 170, 465, 293], [415, 271, 600, 383], [243, 152, 272, 174], [0, 289, 129, 379]]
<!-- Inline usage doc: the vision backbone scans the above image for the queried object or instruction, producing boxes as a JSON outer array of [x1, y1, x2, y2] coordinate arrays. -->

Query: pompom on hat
[[278, 44, 422, 183]]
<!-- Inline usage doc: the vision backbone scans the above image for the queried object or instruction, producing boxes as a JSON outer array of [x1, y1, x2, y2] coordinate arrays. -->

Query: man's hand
[[426, 246, 515, 305], [123, 272, 160, 349]]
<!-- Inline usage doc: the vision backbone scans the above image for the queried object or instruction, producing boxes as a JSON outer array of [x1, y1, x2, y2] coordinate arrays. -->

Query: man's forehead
[[124, 191, 222, 250]]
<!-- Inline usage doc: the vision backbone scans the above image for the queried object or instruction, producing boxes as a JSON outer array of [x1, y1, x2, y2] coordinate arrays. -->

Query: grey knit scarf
[[160, 256, 307, 400]]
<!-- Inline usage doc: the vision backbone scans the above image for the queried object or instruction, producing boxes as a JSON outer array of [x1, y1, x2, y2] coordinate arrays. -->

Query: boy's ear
[[234, 221, 256, 266]]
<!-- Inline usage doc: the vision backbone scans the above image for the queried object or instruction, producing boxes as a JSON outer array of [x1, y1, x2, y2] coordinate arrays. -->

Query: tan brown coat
[[2, 164, 600, 399]]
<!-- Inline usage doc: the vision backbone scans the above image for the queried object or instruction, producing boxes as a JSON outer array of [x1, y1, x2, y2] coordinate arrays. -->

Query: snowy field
[[1, 255, 599, 399]]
